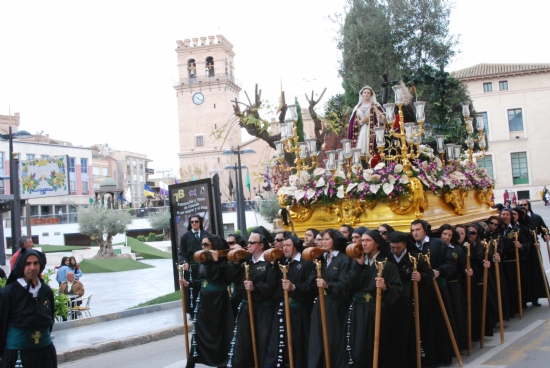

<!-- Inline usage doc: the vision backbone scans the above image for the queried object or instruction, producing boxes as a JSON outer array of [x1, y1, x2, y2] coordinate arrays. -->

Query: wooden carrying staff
[[480, 240, 490, 348], [177, 263, 190, 359], [514, 230, 523, 319], [373, 259, 386, 368], [492, 239, 505, 344], [244, 263, 259, 368], [542, 227, 550, 264], [421, 252, 463, 367], [279, 264, 294, 368], [531, 230, 550, 307], [303, 247, 330, 366], [465, 242, 472, 356], [408, 253, 422, 368]]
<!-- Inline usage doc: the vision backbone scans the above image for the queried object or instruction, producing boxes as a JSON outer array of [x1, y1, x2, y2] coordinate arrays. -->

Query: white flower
[[316, 176, 326, 188], [363, 169, 374, 181], [399, 175, 409, 184], [306, 188, 316, 199], [374, 162, 386, 170], [371, 174, 381, 182], [335, 171, 346, 179], [370, 183, 381, 194], [383, 182, 394, 194], [435, 180, 443, 188], [394, 164, 403, 174], [435, 157, 443, 169], [387, 176, 396, 185], [295, 190, 305, 201], [288, 175, 299, 187], [337, 185, 345, 198], [299, 171, 310, 185], [419, 145, 435, 159], [277, 186, 296, 196], [313, 167, 326, 176], [450, 171, 466, 181], [347, 183, 358, 193], [358, 182, 367, 192]]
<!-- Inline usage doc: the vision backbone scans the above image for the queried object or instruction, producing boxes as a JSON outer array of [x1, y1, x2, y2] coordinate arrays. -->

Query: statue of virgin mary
[[347, 86, 386, 165]]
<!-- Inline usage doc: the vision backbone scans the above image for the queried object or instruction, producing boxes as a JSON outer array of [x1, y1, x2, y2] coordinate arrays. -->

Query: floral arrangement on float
[[273, 84, 494, 227]]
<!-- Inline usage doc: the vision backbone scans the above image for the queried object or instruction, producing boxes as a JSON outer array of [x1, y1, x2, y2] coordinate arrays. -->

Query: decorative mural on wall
[[19, 155, 70, 199]]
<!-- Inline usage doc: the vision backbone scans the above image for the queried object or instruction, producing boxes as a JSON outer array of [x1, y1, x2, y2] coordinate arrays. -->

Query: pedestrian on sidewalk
[[0, 248, 57, 368]]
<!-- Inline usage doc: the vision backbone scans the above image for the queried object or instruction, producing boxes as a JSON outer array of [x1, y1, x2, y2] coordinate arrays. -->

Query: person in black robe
[[410, 219, 457, 367], [227, 233, 247, 319], [0, 267, 6, 279], [178, 214, 210, 318], [384, 230, 433, 368], [499, 208, 528, 317], [265, 235, 316, 368], [227, 232, 277, 368], [0, 248, 57, 368], [438, 224, 468, 352], [512, 207, 533, 309], [181, 235, 233, 368], [337, 230, 402, 367], [308, 229, 352, 368], [519, 199, 550, 307], [486, 216, 511, 322]]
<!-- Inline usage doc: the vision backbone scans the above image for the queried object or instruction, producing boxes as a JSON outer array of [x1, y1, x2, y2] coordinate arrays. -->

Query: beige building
[[453, 63, 550, 202]]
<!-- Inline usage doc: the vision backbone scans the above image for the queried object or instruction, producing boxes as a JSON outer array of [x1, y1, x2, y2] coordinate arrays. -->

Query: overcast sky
[[1, 0, 548, 175]]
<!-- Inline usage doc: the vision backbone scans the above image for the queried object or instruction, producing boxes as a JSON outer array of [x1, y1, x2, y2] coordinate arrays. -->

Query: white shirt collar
[[17, 278, 42, 298], [291, 252, 302, 262], [366, 251, 380, 266], [416, 235, 429, 250], [325, 250, 339, 259], [252, 252, 265, 263], [392, 248, 407, 263]]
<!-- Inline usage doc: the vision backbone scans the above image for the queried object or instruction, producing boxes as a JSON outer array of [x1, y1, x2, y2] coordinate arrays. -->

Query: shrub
[[137, 235, 146, 242], [155, 234, 164, 241], [148, 232, 157, 242]]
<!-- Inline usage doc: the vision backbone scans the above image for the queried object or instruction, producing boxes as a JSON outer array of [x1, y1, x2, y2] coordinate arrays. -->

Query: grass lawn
[[79, 258, 154, 273], [39, 245, 86, 253], [127, 237, 171, 259], [129, 291, 182, 309]]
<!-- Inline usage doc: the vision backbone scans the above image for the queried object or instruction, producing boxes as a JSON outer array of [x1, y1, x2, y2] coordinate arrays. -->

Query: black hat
[[286, 235, 304, 253], [252, 226, 274, 244], [332, 230, 348, 253], [7, 248, 47, 285], [228, 233, 247, 248], [352, 226, 368, 236], [388, 231, 410, 244], [364, 230, 392, 259], [306, 228, 320, 239]]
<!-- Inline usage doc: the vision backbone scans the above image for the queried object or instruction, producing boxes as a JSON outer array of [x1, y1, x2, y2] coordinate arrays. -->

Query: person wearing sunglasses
[[265, 235, 316, 368], [309, 229, 351, 368], [226, 233, 246, 318], [228, 232, 277, 368], [177, 214, 210, 321], [273, 231, 291, 251], [519, 199, 550, 307], [183, 235, 233, 368]]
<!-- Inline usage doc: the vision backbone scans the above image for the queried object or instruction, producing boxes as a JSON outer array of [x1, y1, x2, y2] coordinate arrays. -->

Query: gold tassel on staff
[[408, 254, 422, 368], [314, 259, 331, 368], [513, 230, 523, 319], [480, 240, 490, 348], [421, 252, 464, 367], [177, 263, 190, 359], [244, 263, 259, 368], [465, 242, 472, 356], [492, 239, 505, 344], [531, 230, 550, 307], [373, 259, 386, 368], [279, 264, 295, 368]]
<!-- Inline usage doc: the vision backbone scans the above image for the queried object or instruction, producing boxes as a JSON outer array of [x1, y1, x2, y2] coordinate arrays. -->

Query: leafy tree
[[77, 206, 132, 258], [149, 210, 171, 240], [259, 196, 282, 224]]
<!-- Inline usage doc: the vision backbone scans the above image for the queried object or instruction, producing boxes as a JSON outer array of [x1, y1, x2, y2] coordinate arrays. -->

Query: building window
[[499, 81, 508, 91], [511, 152, 529, 185], [70, 180, 77, 193], [477, 155, 494, 178], [477, 112, 489, 133], [93, 182, 100, 190], [81, 158, 88, 173], [69, 157, 75, 173], [508, 108, 524, 131], [0, 152, 4, 170], [41, 155, 49, 159], [139, 175, 143, 183], [483, 82, 493, 93], [26, 154, 35, 160], [82, 181, 89, 193], [93, 167, 100, 175], [196, 135, 204, 146], [139, 161, 143, 169]]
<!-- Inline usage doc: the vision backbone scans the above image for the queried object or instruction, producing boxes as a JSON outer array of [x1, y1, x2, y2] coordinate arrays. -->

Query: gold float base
[[286, 190, 496, 236]]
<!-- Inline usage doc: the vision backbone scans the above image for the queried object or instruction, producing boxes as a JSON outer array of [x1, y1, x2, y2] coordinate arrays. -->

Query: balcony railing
[[174, 73, 241, 88], [145, 168, 154, 174]]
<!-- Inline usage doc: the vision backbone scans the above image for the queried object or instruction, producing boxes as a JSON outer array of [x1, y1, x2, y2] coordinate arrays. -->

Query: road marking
[[464, 319, 546, 368]]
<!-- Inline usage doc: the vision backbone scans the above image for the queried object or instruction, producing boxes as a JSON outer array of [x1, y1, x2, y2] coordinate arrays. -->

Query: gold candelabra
[[274, 104, 318, 175], [462, 102, 487, 163], [377, 86, 425, 177]]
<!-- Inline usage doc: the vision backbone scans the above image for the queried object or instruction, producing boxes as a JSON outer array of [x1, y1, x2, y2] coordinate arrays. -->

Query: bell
[[272, 218, 286, 234]]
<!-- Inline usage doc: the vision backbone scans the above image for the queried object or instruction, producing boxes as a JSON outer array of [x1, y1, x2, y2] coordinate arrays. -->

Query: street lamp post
[[0, 125, 33, 253], [222, 146, 255, 239]]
